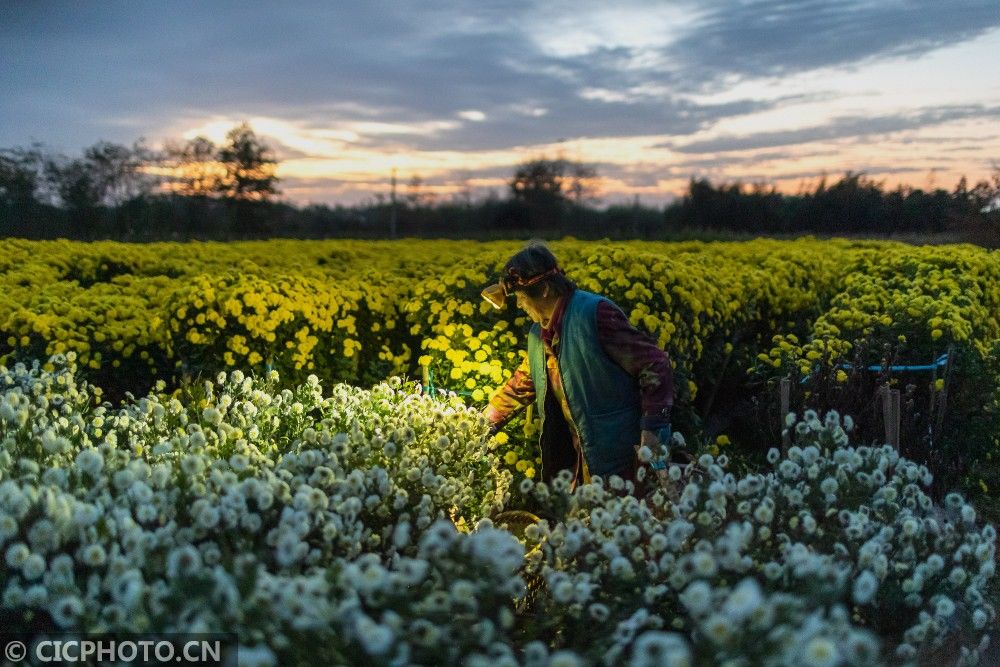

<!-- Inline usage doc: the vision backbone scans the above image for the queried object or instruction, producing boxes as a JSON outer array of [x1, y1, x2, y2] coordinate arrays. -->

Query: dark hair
[[502, 241, 576, 298]]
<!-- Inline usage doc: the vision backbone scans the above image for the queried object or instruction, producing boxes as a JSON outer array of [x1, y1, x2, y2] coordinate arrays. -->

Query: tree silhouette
[[509, 157, 599, 228], [216, 123, 279, 202], [45, 156, 101, 239], [164, 135, 219, 197], [0, 146, 47, 236], [214, 123, 280, 237], [82, 140, 154, 207], [0, 147, 43, 206]]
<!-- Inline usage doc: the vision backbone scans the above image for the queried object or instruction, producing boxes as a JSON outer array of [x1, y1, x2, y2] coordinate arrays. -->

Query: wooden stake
[[878, 384, 892, 444], [928, 351, 938, 435], [780, 376, 791, 450], [934, 345, 955, 437], [890, 388, 901, 449], [880, 384, 901, 449]]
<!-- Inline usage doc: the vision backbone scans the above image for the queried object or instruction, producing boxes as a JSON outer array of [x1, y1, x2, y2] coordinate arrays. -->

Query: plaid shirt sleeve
[[596, 300, 675, 431], [484, 353, 535, 428]]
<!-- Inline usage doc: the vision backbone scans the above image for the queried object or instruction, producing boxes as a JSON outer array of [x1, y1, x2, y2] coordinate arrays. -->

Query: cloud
[[13, 0, 989, 153], [673, 149, 840, 169], [666, 105, 1000, 153], [665, 0, 1000, 90]]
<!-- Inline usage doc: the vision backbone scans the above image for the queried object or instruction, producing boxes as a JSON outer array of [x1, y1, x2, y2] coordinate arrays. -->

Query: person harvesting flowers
[[481, 242, 677, 492]]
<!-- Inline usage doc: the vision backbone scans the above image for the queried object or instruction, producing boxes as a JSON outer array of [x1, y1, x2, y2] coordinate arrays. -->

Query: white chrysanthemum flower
[[944, 492, 964, 510], [135, 503, 158, 524], [754, 503, 774, 524], [549, 651, 583, 667], [74, 448, 104, 476], [628, 631, 691, 667], [188, 430, 207, 448], [2, 582, 25, 608], [723, 578, 763, 622], [0, 514, 17, 542], [110, 570, 145, 608], [778, 460, 799, 480], [450, 579, 476, 607], [647, 533, 668, 554], [583, 602, 609, 623], [181, 454, 205, 477], [0, 401, 18, 424], [552, 579, 575, 604], [230, 454, 250, 472], [236, 644, 276, 667], [961, 504, 976, 524], [49, 594, 83, 629], [935, 596, 956, 617], [397, 558, 428, 586], [197, 505, 221, 529], [843, 632, 879, 663], [80, 543, 107, 567], [802, 636, 839, 667], [21, 552, 46, 580], [202, 407, 223, 426], [72, 503, 99, 528], [692, 552, 717, 578], [762, 561, 783, 581], [5, 542, 29, 569], [701, 613, 731, 645], [355, 614, 394, 656], [679, 580, 712, 616], [521, 640, 549, 667], [40, 429, 70, 454], [611, 556, 635, 580], [392, 522, 411, 549], [166, 544, 201, 579], [852, 570, 879, 605]]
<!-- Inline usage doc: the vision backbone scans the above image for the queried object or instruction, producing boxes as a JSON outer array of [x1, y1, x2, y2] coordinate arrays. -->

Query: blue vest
[[527, 290, 641, 477]]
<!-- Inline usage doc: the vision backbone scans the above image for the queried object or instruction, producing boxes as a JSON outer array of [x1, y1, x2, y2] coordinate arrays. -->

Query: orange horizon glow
[[165, 115, 998, 207]]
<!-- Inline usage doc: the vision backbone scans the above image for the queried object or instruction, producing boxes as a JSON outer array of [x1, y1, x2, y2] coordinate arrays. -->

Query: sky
[[3, 0, 1000, 207]]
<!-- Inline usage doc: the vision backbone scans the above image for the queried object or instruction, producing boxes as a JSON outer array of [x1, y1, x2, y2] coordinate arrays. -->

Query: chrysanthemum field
[[1, 238, 997, 665]]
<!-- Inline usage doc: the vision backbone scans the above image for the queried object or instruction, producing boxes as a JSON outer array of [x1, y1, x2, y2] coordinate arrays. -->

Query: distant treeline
[[2, 123, 998, 245]]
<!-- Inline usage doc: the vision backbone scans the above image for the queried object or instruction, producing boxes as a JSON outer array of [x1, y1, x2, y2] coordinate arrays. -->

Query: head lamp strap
[[504, 266, 562, 291]]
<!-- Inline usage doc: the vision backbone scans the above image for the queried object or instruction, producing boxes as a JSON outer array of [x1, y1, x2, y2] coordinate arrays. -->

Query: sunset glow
[[3, 2, 999, 206]]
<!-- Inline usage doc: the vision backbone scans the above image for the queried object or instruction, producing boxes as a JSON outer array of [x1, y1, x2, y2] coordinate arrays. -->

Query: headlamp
[[480, 266, 563, 310], [481, 283, 507, 310]]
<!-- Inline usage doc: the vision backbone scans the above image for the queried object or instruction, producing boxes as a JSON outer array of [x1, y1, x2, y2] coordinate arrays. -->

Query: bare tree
[[83, 140, 155, 206], [163, 136, 219, 197]]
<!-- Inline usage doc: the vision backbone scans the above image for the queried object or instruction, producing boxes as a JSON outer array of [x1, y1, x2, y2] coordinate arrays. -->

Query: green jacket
[[527, 290, 641, 479]]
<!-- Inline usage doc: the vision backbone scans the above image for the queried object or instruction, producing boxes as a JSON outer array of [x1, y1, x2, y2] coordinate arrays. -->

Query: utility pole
[[390, 167, 398, 239]]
